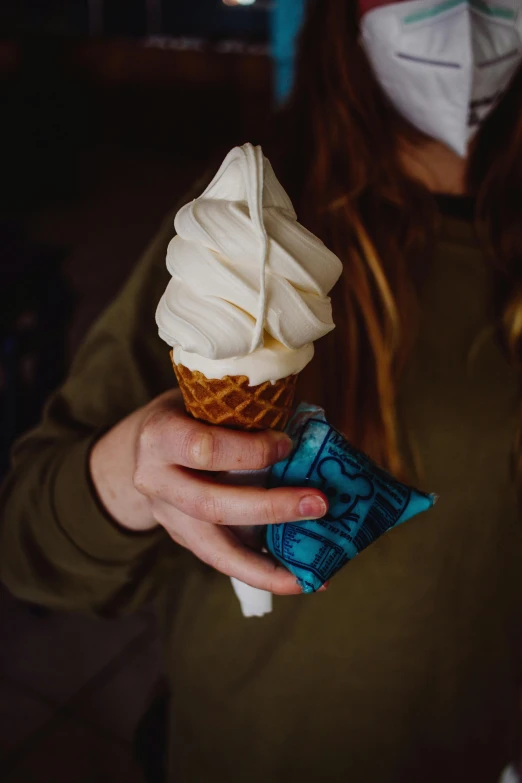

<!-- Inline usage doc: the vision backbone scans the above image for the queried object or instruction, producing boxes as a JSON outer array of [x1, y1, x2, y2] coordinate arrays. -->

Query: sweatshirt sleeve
[[0, 209, 182, 617]]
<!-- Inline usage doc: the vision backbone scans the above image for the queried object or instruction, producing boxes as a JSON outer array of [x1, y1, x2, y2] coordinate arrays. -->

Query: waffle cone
[[171, 353, 297, 431]]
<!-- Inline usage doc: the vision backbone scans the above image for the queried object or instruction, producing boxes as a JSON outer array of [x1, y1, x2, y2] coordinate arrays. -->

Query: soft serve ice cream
[[156, 144, 343, 386]]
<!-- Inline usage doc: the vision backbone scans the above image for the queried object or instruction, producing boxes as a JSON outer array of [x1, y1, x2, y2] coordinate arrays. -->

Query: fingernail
[[319, 582, 329, 593], [298, 496, 327, 519], [275, 434, 293, 462]]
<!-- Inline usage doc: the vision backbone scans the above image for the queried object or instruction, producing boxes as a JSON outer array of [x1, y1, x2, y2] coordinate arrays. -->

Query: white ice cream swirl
[[156, 144, 343, 385]]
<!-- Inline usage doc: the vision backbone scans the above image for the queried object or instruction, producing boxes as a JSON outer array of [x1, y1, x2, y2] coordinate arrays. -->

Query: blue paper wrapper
[[266, 403, 436, 593]]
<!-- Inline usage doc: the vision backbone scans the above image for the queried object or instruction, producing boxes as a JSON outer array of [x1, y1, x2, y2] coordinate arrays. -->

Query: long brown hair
[[273, 0, 522, 478]]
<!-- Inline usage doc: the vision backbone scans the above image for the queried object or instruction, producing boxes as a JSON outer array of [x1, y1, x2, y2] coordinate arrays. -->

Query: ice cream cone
[[155, 144, 343, 616], [171, 353, 297, 432]]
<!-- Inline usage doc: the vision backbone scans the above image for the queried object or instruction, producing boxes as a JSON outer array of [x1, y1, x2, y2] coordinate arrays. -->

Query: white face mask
[[360, 0, 522, 156]]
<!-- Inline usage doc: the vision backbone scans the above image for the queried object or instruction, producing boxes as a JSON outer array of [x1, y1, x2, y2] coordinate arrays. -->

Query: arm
[[0, 211, 178, 616]]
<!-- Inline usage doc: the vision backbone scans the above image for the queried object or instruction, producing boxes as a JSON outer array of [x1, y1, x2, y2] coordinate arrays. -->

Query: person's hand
[[90, 390, 328, 595], [134, 392, 328, 594]]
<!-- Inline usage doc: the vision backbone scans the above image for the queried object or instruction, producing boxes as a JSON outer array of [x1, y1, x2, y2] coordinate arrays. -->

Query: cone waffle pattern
[[172, 357, 297, 431]]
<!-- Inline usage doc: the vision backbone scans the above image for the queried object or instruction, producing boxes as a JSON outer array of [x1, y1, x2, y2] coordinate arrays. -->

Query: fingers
[[152, 501, 303, 595], [149, 466, 328, 526], [139, 401, 293, 473], [198, 526, 302, 595]]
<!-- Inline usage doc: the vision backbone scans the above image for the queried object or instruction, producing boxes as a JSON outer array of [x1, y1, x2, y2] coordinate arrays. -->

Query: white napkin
[[225, 468, 274, 618], [231, 578, 273, 618]]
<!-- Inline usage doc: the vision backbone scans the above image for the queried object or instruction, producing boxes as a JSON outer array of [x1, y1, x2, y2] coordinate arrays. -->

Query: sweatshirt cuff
[[53, 437, 166, 564]]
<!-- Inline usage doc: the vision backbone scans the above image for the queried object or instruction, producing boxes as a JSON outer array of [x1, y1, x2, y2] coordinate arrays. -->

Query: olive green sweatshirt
[[1, 201, 522, 783]]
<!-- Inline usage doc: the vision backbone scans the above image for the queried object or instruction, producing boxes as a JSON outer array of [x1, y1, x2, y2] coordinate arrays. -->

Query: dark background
[[0, 3, 275, 780], [0, 0, 270, 39], [1, 0, 272, 471]]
